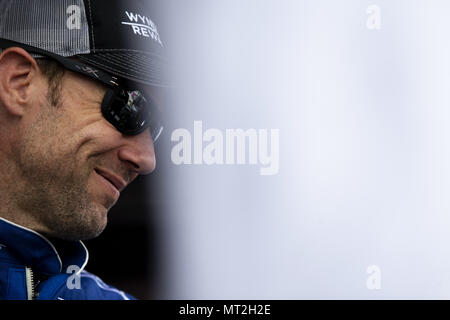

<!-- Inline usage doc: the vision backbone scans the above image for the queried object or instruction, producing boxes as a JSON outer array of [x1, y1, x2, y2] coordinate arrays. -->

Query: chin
[[55, 203, 109, 241], [82, 203, 109, 240]]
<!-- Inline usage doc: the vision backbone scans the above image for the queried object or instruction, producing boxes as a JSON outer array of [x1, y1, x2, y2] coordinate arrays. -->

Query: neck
[[0, 153, 51, 235]]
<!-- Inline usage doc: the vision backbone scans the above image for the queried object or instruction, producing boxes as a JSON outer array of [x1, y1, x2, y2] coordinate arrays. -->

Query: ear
[[0, 47, 40, 117]]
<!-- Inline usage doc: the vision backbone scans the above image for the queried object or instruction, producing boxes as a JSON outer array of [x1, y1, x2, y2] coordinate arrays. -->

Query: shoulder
[[53, 270, 136, 300]]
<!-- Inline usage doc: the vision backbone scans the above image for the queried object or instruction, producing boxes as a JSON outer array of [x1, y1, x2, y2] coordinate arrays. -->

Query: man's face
[[11, 69, 156, 241]]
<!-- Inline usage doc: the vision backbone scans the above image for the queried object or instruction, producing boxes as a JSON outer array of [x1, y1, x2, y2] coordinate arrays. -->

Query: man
[[0, 0, 167, 299]]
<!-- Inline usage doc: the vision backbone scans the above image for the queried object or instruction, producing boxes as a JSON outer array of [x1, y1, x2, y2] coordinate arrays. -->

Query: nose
[[117, 129, 156, 175]]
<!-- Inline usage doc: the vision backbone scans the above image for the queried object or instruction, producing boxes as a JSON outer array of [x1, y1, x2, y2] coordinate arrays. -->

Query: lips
[[94, 168, 127, 193]]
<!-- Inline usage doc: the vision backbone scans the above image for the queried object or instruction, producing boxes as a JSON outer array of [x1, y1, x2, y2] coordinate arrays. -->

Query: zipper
[[25, 266, 36, 300]]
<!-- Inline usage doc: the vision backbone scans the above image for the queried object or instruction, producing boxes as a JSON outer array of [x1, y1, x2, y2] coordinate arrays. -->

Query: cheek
[[60, 112, 122, 157], [25, 98, 123, 172], [20, 116, 91, 177], [48, 85, 122, 157], [77, 136, 119, 168], [50, 116, 119, 163], [72, 123, 125, 159]]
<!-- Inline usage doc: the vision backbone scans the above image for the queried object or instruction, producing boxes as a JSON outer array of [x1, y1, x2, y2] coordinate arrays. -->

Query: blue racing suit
[[0, 218, 135, 300]]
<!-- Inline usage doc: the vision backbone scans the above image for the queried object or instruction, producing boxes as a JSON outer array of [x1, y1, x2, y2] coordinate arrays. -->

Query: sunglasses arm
[[0, 38, 119, 88]]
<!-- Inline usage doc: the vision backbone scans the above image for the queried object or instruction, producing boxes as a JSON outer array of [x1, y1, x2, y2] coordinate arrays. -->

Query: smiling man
[[0, 0, 166, 300]]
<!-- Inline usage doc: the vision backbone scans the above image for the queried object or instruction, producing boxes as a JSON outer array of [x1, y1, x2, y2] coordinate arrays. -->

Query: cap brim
[[77, 51, 171, 88]]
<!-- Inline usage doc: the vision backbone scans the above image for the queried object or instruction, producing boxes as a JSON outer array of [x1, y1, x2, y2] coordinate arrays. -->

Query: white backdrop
[[154, 0, 450, 299]]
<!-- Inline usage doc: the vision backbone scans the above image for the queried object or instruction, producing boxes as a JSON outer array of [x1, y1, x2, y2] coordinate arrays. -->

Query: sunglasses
[[0, 38, 163, 143]]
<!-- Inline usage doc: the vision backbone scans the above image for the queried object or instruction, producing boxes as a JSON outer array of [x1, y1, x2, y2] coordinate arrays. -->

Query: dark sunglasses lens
[[101, 89, 163, 142]]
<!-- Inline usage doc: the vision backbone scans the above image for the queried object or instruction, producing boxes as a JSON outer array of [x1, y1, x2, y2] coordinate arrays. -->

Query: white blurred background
[[152, 0, 450, 299]]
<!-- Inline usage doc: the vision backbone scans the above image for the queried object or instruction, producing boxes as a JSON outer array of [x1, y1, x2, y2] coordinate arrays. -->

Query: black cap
[[0, 0, 169, 87]]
